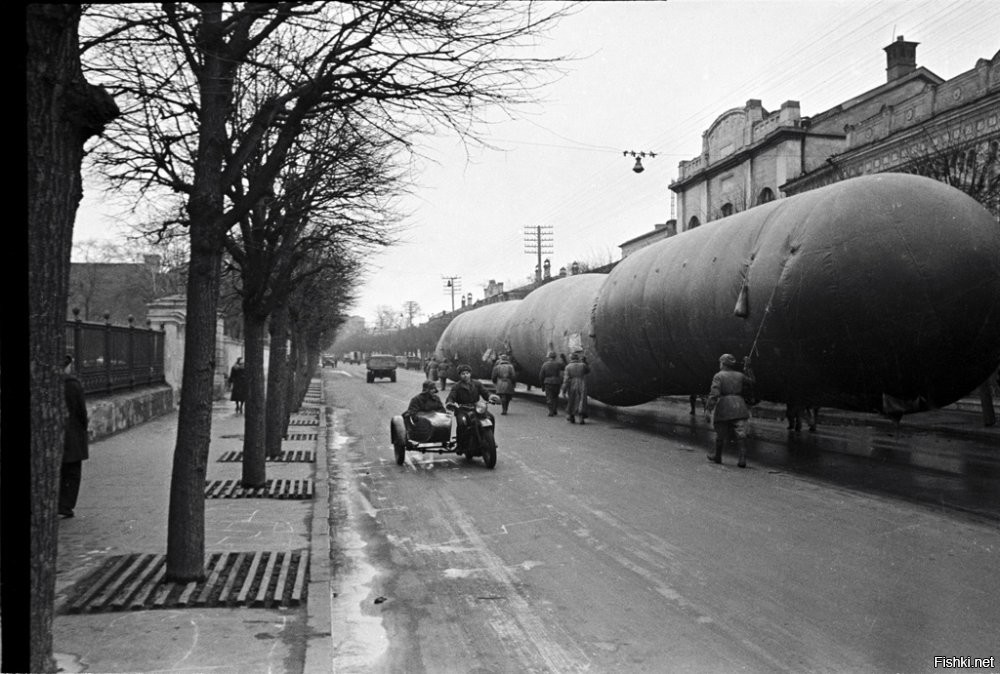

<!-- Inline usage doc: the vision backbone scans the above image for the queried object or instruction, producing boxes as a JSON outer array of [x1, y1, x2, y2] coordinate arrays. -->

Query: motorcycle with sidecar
[[390, 399, 498, 469]]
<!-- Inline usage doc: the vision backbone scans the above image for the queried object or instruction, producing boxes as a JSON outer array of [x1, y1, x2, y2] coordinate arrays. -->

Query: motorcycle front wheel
[[480, 427, 497, 469]]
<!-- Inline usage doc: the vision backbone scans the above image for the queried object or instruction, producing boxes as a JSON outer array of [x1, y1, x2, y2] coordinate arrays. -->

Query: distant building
[[618, 220, 677, 258], [670, 38, 1000, 229]]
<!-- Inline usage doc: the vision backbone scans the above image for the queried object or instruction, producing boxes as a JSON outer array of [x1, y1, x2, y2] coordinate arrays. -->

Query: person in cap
[[446, 364, 499, 452], [405, 380, 446, 419], [705, 353, 754, 467], [490, 353, 517, 415], [538, 351, 567, 417], [561, 351, 591, 424]]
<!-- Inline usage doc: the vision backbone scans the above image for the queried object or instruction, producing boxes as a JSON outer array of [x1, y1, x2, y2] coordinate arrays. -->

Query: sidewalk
[[53, 380, 330, 674]]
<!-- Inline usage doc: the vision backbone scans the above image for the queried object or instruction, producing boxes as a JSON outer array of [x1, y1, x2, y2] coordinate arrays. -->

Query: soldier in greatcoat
[[491, 353, 517, 415], [538, 351, 566, 417], [705, 353, 754, 468], [561, 351, 591, 424]]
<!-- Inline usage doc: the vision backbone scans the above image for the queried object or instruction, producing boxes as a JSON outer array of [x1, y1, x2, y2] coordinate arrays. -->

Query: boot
[[707, 438, 723, 464]]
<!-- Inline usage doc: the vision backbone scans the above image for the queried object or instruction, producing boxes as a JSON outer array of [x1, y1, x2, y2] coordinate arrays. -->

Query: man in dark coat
[[446, 364, 498, 453], [229, 357, 247, 413], [405, 380, 447, 418], [61, 355, 89, 518], [705, 353, 754, 467], [538, 351, 566, 417]]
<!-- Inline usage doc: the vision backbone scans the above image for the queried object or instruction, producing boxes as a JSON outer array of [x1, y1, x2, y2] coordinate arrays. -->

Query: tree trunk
[[27, 5, 118, 671], [165, 5, 233, 582], [241, 312, 268, 486], [165, 227, 223, 581], [266, 303, 290, 458]]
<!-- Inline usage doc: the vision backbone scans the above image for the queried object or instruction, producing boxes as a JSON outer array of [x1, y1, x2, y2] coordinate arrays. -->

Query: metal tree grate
[[204, 478, 314, 499], [217, 450, 315, 463], [63, 550, 309, 614]]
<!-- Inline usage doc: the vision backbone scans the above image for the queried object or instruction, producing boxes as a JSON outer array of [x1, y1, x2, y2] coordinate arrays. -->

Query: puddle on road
[[329, 409, 390, 671]]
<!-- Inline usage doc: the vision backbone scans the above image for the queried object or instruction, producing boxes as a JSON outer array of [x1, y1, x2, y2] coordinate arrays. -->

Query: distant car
[[366, 354, 397, 383], [406, 356, 423, 371]]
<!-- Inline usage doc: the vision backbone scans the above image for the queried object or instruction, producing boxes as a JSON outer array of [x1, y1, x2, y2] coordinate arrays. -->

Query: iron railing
[[66, 309, 166, 396]]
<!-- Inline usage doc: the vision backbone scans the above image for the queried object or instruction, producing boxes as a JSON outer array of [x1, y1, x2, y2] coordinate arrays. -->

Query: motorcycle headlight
[[475, 400, 487, 414]]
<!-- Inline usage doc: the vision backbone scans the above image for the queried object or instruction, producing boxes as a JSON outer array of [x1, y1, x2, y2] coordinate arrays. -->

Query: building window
[[687, 216, 700, 230], [721, 203, 734, 217], [758, 187, 775, 204]]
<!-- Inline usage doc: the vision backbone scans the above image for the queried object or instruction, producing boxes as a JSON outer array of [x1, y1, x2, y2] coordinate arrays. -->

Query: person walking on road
[[229, 357, 247, 413], [562, 351, 591, 424], [785, 403, 819, 432], [60, 355, 89, 518], [425, 358, 439, 384], [539, 351, 566, 417], [437, 358, 451, 392], [706, 353, 754, 467], [491, 353, 517, 415]]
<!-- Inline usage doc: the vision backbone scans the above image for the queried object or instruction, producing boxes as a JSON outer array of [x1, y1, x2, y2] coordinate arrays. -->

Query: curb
[[303, 381, 332, 674]]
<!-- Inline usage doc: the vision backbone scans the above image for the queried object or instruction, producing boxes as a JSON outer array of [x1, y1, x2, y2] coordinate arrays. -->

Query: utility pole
[[523, 225, 553, 282], [442, 276, 461, 312]]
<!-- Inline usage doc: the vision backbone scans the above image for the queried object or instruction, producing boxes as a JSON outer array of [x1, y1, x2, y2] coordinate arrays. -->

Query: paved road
[[325, 365, 1000, 673]]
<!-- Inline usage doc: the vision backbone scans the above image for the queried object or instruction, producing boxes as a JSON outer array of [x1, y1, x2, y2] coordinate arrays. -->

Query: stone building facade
[[669, 37, 999, 230]]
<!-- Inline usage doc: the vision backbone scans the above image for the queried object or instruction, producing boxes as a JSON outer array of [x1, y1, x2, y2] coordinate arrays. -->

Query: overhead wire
[[519, 0, 917, 237], [519, 0, 997, 247]]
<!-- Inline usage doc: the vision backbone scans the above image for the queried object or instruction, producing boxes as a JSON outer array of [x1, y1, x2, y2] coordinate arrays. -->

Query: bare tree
[[81, 2, 572, 581], [402, 300, 421, 327], [285, 253, 363, 413], [374, 304, 404, 332], [225, 107, 401, 479], [27, 6, 119, 671], [899, 133, 1000, 221]]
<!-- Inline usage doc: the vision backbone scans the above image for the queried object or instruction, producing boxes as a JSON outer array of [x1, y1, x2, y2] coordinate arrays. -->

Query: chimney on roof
[[884, 36, 918, 82]]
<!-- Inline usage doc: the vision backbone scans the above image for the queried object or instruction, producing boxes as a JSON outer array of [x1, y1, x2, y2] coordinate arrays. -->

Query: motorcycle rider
[[446, 364, 499, 454]]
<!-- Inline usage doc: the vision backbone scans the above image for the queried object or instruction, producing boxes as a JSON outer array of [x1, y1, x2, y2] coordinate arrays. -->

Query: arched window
[[687, 216, 700, 230], [721, 203, 734, 217], [758, 187, 775, 204]]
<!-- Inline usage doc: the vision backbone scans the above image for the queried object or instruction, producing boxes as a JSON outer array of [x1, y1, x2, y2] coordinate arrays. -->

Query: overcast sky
[[73, 0, 1000, 326]]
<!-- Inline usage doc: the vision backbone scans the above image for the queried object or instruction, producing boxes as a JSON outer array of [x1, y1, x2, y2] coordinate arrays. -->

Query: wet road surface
[[325, 366, 1000, 673]]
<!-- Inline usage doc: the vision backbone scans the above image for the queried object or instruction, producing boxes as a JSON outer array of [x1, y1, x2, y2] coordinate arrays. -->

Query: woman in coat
[[490, 353, 517, 415], [561, 352, 591, 424], [229, 357, 247, 413]]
